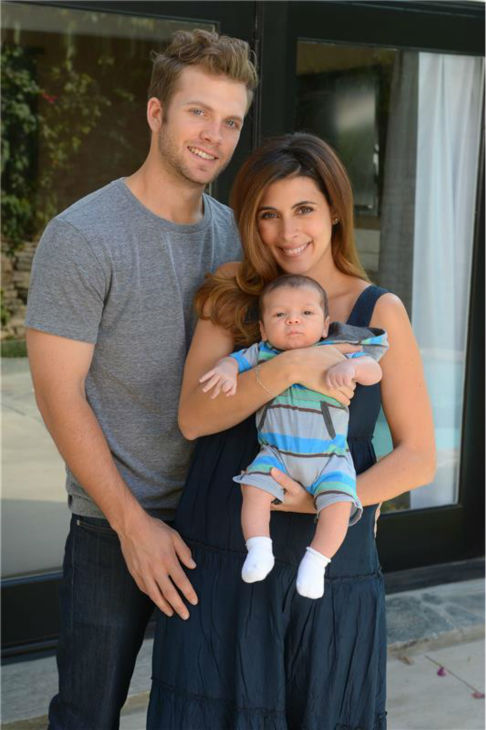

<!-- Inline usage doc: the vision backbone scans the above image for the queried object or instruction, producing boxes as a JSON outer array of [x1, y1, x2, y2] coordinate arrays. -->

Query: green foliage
[[1, 44, 110, 252], [1, 338, 27, 357], [1, 45, 40, 248], [35, 57, 110, 229], [0, 288, 9, 327]]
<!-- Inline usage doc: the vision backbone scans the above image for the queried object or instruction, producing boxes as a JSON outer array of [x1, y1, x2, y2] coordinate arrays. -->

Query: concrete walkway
[[387, 639, 484, 730], [2, 578, 484, 729]]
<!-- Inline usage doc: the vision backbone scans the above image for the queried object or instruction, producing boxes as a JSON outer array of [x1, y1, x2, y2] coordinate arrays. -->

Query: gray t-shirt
[[26, 178, 241, 519]]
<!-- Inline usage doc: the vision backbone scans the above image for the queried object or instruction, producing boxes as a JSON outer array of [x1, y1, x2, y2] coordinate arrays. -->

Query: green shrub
[[1, 339, 27, 357]]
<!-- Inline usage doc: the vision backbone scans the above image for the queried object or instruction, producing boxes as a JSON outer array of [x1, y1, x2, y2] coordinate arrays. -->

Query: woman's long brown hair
[[195, 133, 369, 346]]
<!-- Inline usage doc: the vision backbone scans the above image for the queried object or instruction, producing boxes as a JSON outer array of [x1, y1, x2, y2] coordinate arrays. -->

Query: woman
[[147, 133, 435, 730]]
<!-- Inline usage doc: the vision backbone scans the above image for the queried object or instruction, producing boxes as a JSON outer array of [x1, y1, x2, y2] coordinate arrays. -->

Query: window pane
[[296, 41, 484, 513], [1, 2, 214, 578]]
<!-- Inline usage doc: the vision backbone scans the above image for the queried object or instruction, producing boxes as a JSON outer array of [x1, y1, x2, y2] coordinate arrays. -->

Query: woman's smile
[[278, 241, 311, 258]]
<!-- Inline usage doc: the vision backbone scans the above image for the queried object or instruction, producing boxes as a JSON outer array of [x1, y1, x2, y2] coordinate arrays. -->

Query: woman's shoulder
[[372, 289, 406, 315], [369, 289, 410, 330]]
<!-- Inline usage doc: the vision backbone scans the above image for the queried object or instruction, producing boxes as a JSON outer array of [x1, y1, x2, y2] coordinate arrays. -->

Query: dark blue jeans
[[48, 513, 158, 730]]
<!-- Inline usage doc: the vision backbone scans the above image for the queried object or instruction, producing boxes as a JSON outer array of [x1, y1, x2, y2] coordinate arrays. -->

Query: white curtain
[[411, 53, 484, 508]]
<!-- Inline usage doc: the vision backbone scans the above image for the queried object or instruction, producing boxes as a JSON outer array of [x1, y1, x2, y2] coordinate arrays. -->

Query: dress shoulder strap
[[347, 285, 389, 328]]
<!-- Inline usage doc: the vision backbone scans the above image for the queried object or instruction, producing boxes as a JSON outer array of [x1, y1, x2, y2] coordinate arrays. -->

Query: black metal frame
[[2, 0, 484, 658], [257, 0, 485, 573]]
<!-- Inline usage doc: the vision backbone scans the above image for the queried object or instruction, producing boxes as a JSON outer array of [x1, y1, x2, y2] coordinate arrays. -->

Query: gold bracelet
[[254, 364, 277, 399]]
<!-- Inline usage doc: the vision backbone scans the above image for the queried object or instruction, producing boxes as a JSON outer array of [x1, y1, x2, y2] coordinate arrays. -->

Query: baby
[[200, 274, 388, 599]]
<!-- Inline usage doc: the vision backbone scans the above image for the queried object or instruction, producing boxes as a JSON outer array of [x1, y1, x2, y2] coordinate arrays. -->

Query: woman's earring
[[332, 217, 339, 225]]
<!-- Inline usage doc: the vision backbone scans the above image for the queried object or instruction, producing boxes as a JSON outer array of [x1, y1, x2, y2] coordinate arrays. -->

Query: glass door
[[1, 0, 256, 656], [295, 40, 483, 515], [258, 0, 484, 573]]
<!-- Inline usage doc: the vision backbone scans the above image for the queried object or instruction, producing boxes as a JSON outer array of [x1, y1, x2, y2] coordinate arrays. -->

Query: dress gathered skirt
[[148, 286, 389, 730]]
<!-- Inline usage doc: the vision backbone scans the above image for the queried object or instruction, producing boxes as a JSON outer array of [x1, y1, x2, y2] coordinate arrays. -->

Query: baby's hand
[[325, 360, 356, 389], [199, 358, 238, 399]]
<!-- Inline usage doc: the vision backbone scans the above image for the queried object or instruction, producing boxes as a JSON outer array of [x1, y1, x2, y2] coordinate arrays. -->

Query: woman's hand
[[269, 468, 315, 514]]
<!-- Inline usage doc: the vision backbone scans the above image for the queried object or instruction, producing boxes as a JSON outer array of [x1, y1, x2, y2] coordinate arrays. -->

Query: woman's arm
[[179, 316, 355, 439], [179, 263, 356, 440], [356, 293, 436, 506]]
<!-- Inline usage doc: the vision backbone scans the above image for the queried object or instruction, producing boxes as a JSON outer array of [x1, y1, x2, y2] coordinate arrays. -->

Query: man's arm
[[27, 328, 197, 620]]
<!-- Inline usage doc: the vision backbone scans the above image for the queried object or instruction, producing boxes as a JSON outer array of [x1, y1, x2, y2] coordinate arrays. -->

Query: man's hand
[[117, 511, 198, 620], [269, 468, 315, 513], [199, 357, 238, 399], [325, 360, 356, 389]]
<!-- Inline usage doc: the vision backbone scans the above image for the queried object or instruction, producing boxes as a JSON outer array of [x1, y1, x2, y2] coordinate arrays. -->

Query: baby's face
[[259, 285, 330, 351]]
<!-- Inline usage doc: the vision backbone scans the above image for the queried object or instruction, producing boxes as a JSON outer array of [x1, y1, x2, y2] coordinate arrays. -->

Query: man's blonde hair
[[148, 29, 258, 111]]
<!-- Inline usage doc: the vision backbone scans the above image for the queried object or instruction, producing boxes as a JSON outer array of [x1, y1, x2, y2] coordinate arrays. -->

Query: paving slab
[[387, 639, 485, 730], [387, 579, 484, 655]]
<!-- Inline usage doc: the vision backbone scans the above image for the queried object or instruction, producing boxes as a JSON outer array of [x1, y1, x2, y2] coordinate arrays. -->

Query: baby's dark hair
[[259, 275, 329, 318]]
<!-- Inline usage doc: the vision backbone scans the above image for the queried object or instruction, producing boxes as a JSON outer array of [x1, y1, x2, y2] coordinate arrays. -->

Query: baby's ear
[[322, 315, 331, 337], [259, 320, 267, 341]]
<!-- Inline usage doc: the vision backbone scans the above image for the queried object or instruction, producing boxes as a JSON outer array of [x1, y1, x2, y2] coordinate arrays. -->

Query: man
[[25, 29, 257, 728]]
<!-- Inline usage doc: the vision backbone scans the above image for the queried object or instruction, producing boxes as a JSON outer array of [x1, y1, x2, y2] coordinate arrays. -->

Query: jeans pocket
[[75, 515, 117, 537]]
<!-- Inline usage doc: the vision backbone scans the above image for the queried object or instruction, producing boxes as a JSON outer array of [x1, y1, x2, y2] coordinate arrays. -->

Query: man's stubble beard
[[157, 121, 230, 188]]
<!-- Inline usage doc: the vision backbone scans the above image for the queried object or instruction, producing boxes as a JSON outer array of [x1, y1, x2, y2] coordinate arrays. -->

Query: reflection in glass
[[296, 40, 484, 513], [297, 63, 379, 213], [1, 2, 213, 578]]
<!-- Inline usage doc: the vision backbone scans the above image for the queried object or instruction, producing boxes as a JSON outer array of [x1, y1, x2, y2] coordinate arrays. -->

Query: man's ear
[[147, 97, 163, 133], [322, 315, 331, 337], [259, 320, 267, 341]]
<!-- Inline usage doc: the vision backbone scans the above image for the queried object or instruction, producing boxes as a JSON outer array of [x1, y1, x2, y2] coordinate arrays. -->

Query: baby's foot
[[296, 547, 331, 599], [242, 536, 274, 583]]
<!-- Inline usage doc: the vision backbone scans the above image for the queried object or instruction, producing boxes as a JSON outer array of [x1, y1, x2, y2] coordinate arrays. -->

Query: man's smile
[[187, 145, 218, 161]]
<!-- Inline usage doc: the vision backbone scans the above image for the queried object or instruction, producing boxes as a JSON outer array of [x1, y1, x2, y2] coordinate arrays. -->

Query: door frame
[[2, 0, 484, 657]]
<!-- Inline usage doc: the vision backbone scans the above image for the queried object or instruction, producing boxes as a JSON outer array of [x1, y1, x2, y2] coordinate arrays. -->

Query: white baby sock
[[296, 547, 331, 599], [242, 536, 275, 583]]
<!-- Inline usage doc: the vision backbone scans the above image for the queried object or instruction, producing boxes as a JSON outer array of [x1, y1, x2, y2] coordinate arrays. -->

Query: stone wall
[[1, 242, 36, 339]]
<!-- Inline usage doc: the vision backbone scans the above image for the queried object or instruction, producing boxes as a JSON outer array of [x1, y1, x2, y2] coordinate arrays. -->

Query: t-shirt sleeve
[[228, 342, 260, 373], [25, 218, 108, 343]]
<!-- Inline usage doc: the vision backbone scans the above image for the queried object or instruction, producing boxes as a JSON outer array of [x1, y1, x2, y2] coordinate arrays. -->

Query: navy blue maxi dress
[[148, 285, 388, 730]]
